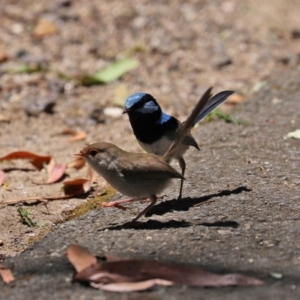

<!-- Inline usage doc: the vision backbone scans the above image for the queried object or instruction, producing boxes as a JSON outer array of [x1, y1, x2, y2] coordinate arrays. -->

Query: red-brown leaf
[[46, 159, 67, 184], [0, 151, 51, 170], [63, 178, 91, 196], [68, 245, 264, 292], [0, 264, 15, 284], [55, 128, 87, 142]]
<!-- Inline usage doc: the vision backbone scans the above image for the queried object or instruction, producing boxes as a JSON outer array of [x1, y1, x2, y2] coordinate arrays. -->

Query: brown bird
[[78, 87, 213, 221]]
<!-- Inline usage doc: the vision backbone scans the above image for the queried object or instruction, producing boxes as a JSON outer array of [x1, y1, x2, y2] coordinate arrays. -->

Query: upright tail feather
[[164, 87, 213, 162], [193, 90, 234, 125]]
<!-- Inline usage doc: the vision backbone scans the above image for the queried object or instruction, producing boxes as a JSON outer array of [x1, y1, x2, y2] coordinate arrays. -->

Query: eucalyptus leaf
[[93, 58, 139, 83]]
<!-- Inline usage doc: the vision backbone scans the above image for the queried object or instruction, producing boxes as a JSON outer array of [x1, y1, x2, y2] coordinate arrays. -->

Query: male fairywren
[[123, 90, 234, 200]]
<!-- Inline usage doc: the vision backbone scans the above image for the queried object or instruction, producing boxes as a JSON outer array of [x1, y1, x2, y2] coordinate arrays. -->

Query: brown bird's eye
[[89, 149, 98, 157]]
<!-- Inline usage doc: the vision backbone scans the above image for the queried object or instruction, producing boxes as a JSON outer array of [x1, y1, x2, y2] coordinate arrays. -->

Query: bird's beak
[[75, 153, 83, 157], [122, 108, 128, 114]]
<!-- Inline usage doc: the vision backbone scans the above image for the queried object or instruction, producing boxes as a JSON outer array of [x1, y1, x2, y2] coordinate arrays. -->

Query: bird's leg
[[101, 197, 147, 210], [178, 157, 186, 200], [132, 194, 157, 222], [101, 195, 165, 211]]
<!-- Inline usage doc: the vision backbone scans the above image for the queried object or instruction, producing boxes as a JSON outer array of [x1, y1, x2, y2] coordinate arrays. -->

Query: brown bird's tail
[[163, 87, 213, 162]]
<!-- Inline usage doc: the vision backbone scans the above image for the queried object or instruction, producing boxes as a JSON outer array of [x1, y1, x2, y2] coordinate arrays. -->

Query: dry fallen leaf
[[0, 151, 51, 170], [0, 50, 8, 63], [0, 170, 5, 186], [68, 245, 264, 292], [0, 264, 15, 284], [67, 157, 86, 170], [111, 84, 130, 107], [63, 178, 92, 196], [67, 244, 97, 273], [46, 159, 67, 184], [0, 114, 11, 122], [33, 18, 58, 37], [225, 93, 246, 105], [55, 129, 87, 142]]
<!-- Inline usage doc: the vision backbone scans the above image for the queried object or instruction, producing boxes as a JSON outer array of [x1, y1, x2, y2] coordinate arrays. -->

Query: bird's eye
[[89, 150, 98, 157]]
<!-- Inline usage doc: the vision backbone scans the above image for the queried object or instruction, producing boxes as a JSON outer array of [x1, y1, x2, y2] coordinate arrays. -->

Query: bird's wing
[[193, 90, 234, 125], [119, 153, 184, 180]]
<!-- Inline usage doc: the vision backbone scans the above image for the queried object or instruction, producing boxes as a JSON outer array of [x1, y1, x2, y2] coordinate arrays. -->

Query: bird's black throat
[[127, 111, 179, 144]]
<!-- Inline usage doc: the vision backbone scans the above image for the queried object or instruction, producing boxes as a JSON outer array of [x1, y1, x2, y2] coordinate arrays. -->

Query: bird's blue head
[[123, 93, 162, 115]]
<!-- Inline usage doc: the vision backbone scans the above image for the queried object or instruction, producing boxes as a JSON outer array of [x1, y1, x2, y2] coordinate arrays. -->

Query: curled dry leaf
[[0, 151, 51, 170], [46, 160, 67, 184], [67, 244, 97, 273], [68, 245, 264, 293], [55, 129, 87, 142], [0, 114, 11, 122], [63, 165, 95, 196], [67, 157, 86, 170], [226, 93, 246, 105], [0, 264, 15, 284], [33, 18, 58, 37], [63, 178, 92, 196], [0, 170, 5, 186]]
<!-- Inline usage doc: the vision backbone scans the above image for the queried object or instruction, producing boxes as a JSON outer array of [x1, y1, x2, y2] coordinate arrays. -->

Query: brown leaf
[[67, 157, 86, 170], [68, 245, 264, 292], [33, 18, 58, 37], [0, 264, 15, 284], [0, 114, 11, 122], [0, 170, 5, 186], [55, 129, 87, 142], [67, 245, 97, 273], [63, 178, 92, 196], [0, 50, 8, 63], [226, 93, 246, 105], [46, 159, 67, 184], [0, 151, 51, 170]]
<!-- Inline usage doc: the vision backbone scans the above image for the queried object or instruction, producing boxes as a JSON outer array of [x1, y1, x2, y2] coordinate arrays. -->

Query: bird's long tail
[[193, 90, 234, 125], [164, 87, 213, 162]]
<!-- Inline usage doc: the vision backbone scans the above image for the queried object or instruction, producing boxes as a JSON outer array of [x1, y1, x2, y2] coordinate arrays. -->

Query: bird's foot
[[100, 197, 148, 210]]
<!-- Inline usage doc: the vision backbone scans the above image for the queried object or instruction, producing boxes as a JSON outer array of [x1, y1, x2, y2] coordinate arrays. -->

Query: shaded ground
[[0, 0, 300, 298]]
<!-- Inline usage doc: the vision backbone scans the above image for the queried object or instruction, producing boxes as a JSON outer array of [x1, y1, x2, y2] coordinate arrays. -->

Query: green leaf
[[17, 207, 37, 227], [204, 108, 241, 124], [13, 63, 45, 74], [93, 58, 139, 83]]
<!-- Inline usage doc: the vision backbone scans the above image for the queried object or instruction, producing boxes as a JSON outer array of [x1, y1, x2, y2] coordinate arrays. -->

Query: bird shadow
[[146, 186, 251, 217], [99, 186, 249, 231], [102, 219, 239, 231]]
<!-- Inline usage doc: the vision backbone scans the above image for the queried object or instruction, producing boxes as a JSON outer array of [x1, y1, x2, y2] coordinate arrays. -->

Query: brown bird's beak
[[75, 149, 85, 157], [122, 108, 128, 114]]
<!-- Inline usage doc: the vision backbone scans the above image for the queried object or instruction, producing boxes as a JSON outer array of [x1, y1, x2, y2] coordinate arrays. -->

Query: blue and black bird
[[123, 90, 234, 199]]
